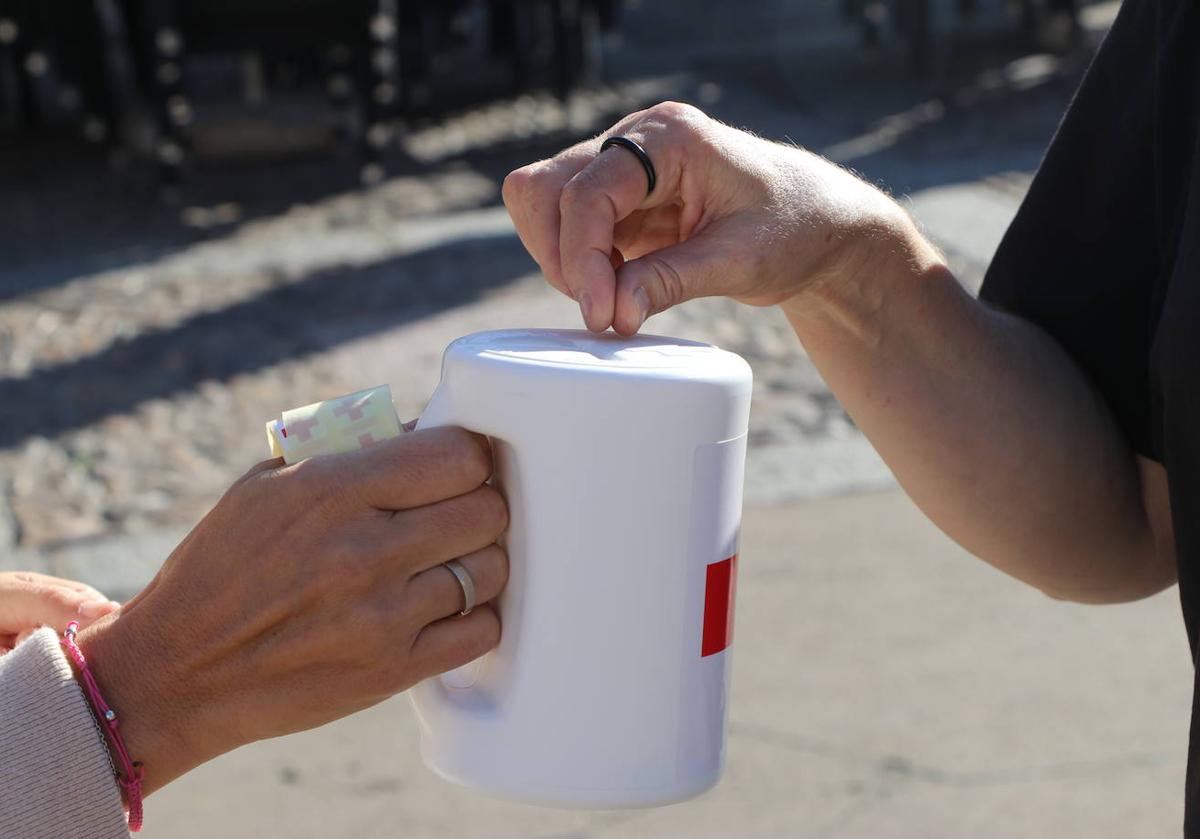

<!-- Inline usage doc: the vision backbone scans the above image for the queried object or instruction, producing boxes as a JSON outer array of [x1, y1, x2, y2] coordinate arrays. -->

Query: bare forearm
[[499, 102, 1174, 601], [784, 217, 1174, 602]]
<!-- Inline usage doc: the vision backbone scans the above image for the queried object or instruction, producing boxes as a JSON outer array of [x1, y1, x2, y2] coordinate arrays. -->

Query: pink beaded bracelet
[[62, 621, 145, 832]]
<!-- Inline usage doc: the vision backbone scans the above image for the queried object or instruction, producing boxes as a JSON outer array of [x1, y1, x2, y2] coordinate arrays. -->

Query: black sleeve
[[979, 0, 1162, 458]]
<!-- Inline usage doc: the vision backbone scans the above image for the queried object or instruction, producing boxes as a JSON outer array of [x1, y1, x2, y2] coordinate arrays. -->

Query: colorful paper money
[[265, 384, 404, 464]]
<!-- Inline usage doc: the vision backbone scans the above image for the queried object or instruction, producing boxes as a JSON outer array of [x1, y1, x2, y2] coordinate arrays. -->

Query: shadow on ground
[[0, 232, 531, 447], [0, 0, 1107, 300]]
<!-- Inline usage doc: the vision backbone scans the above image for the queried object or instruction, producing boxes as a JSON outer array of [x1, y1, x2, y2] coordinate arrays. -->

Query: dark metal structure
[[841, 0, 1080, 73], [0, 0, 617, 183]]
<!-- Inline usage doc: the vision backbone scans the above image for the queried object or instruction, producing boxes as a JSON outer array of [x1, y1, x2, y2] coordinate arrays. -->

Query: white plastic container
[[411, 328, 752, 808]]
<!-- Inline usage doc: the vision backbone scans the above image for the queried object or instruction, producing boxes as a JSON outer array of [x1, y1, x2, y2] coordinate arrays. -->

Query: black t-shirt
[[979, 0, 1200, 831]]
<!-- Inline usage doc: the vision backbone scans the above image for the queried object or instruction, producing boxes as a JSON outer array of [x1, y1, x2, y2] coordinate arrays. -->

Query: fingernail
[[632, 287, 651, 328], [77, 600, 114, 618]]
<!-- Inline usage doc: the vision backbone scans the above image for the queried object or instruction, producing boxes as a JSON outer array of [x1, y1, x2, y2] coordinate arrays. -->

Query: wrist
[[75, 607, 206, 796], [780, 197, 948, 347]]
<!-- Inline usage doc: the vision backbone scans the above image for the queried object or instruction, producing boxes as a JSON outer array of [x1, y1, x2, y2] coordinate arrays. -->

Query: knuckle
[[460, 431, 495, 485], [466, 609, 502, 656], [8, 571, 38, 587], [360, 592, 413, 651], [334, 537, 382, 585], [372, 433, 443, 495], [559, 168, 600, 215], [54, 586, 80, 606], [648, 100, 705, 130], [440, 495, 484, 538], [558, 182, 583, 216], [427, 426, 492, 488], [414, 505, 466, 550], [510, 161, 561, 210], [362, 588, 395, 625], [641, 254, 686, 307], [222, 467, 280, 522], [475, 545, 509, 598], [35, 585, 78, 615], [418, 486, 507, 550], [284, 455, 324, 490], [472, 486, 509, 537], [501, 168, 529, 208], [436, 610, 501, 670], [288, 457, 350, 510]]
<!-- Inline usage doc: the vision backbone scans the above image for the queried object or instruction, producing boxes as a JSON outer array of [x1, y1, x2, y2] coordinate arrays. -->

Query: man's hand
[[502, 101, 903, 334], [0, 572, 119, 652]]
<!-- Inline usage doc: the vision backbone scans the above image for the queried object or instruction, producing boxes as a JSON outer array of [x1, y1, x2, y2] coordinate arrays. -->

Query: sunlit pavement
[[144, 491, 1190, 839]]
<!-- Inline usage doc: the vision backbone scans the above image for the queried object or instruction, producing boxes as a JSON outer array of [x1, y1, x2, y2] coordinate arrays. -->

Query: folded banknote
[[265, 384, 404, 464]]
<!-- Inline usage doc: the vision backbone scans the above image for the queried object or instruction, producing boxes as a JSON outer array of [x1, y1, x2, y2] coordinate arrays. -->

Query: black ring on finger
[[600, 136, 657, 197]]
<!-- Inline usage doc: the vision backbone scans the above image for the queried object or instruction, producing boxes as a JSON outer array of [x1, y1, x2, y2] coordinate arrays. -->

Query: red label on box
[[701, 554, 737, 657]]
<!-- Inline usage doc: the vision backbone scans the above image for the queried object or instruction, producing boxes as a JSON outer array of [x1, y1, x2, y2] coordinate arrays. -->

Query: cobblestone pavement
[[0, 1, 1113, 556]]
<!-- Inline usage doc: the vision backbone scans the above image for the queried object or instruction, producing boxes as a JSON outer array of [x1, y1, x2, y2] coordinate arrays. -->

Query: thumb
[[611, 227, 743, 335]]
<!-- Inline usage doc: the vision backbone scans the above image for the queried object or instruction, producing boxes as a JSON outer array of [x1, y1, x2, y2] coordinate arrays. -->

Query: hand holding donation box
[[266, 330, 752, 809]]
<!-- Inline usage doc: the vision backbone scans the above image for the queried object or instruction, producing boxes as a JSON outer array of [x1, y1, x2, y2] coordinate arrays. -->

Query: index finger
[[502, 107, 653, 299], [502, 141, 597, 298], [559, 104, 701, 331], [558, 143, 657, 331], [299, 426, 493, 512]]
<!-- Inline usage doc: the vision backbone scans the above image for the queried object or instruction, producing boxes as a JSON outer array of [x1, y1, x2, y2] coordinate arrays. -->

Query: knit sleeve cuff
[[0, 626, 129, 838]]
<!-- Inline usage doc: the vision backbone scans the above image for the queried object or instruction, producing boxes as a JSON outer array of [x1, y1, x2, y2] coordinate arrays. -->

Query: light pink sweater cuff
[[0, 627, 129, 839]]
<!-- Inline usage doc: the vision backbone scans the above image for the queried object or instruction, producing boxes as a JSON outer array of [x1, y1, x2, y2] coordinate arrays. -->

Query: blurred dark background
[[0, 0, 1093, 187], [0, 0, 1107, 297]]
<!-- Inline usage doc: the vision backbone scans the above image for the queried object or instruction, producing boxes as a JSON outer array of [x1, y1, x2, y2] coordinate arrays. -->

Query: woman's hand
[[502, 101, 909, 335], [0, 572, 119, 652], [76, 427, 508, 795]]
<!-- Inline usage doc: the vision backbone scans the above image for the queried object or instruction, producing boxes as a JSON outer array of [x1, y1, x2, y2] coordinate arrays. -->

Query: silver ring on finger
[[442, 559, 476, 616]]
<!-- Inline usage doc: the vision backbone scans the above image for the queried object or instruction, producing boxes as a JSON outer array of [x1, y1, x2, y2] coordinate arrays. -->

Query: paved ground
[[6, 1, 1190, 836], [143, 492, 1193, 839]]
